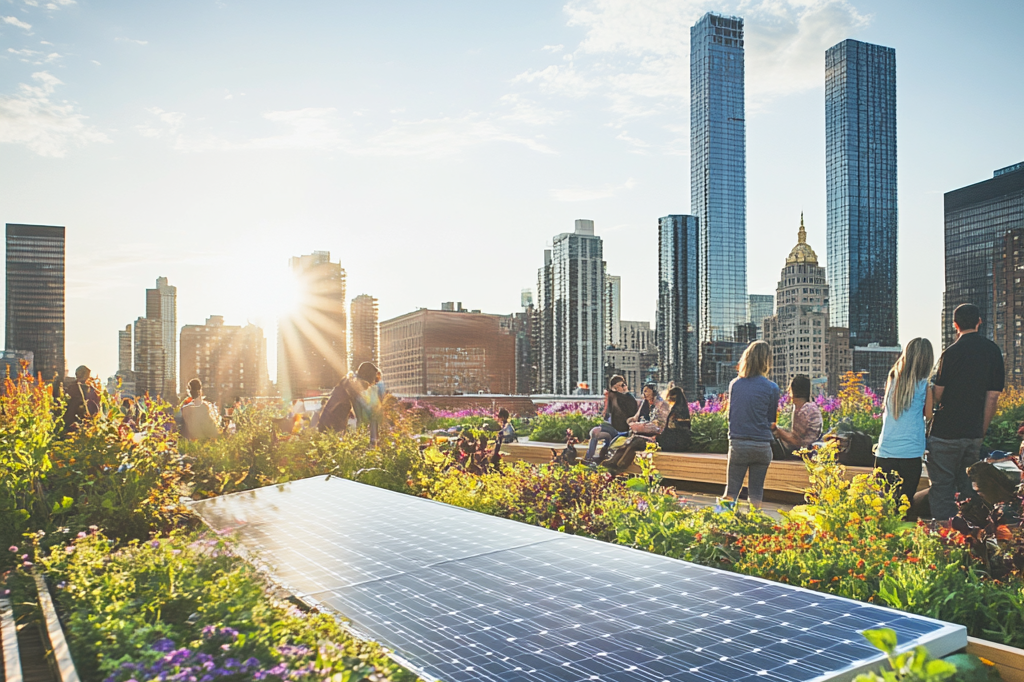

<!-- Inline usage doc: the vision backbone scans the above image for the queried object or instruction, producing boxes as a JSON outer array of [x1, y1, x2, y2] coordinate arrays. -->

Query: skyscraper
[[6, 224, 64, 380], [277, 251, 347, 399], [604, 274, 621, 349], [691, 12, 747, 346], [538, 220, 605, 394], [134, 316, 165, 397], [826, 39, 898, 348], [657, 215, 699, 397], [748, 294, 774, 339], [350, 294, 379, 369], [763, 216, 830, 388], [943, 162, 1024, 349], [118, 324, 132, 372], [535, 249, 554, 393], [146, 277, 177, 397]]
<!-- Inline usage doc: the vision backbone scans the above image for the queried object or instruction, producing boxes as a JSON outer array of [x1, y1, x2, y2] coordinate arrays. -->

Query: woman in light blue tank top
[[875, 338, 934, 515]]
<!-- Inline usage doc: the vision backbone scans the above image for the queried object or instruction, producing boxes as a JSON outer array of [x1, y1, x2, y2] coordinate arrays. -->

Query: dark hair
[[496, 408, 510, 421], [643, 383, 658, 397], [666, 386, 686, 404], [608, 374, 626, 389], [789, 374, 811, 400], [188, 378, 202, 399], [356, 362, 379, 384], [953, 303, 981, 331]]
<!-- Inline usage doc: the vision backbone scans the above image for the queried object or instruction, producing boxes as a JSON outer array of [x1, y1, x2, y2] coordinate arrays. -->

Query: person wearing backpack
[[180, 378, 221, 441]]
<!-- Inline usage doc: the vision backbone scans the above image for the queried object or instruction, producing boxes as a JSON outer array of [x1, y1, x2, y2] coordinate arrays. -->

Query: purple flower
[[152, 638, 176, 652], [20, 554, 28, 561], [22, 561, 33, 568]]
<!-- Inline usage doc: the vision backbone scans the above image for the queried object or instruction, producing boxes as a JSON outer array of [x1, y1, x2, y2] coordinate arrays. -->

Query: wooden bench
[[502, 441, 929, 496]]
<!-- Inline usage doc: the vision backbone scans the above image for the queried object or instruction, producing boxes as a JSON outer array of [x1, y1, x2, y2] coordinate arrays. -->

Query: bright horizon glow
[[0, 0, 1021, 383]]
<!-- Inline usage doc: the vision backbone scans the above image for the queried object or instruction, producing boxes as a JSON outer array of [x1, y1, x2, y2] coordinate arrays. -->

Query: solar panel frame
[[190, 476, 966, 682]]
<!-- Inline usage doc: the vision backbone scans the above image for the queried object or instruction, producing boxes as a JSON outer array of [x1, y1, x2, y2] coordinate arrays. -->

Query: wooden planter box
[[502, 441, 931, 495]]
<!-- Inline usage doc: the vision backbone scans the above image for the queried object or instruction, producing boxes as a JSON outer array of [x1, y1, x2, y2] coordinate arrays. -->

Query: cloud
[[8, 47, 61, 64], [551, 177, 637, 202], [136, 103, 558, 157], [515, 0, 870, 117], [0, 71, 109, 157], [2, 15, 32, 30], [541, 44, 564, 52], [116, 37, 148, 45]]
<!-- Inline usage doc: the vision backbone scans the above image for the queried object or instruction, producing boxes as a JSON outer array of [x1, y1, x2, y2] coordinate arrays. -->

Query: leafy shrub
[[0, 376, 191, 555], [35, 531, 417, 682], [528, 413, 601, 441], [690, 412, 728, 453]]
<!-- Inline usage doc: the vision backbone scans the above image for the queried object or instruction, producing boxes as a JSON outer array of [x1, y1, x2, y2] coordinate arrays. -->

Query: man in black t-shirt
[[929, 304, 1005, 520]]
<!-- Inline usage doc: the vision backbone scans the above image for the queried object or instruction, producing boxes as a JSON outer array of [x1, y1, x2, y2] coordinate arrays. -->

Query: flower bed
[[2, 372, 1024, 663], [12, 530, 417, 682]]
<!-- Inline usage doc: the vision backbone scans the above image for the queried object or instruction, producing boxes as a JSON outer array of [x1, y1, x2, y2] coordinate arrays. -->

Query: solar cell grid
[[191, 476, 966, 682]]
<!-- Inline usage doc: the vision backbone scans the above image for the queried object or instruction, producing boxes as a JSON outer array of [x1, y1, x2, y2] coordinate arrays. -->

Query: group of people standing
[[574, 302, 1007, 521], [722, 302, 1005, 518]]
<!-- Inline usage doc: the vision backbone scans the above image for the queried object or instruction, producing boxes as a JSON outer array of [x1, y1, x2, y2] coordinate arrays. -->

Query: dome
[[786, 213, 819, 265]]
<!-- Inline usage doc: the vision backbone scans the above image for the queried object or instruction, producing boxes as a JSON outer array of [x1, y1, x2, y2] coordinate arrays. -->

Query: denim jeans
[[586, 423, 620, 461], [725, 439, 773, 505], [926, 436, 982, 520]]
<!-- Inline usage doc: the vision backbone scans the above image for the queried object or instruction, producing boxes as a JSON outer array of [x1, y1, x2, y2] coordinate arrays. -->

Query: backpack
[[181, 401, 220, 441]]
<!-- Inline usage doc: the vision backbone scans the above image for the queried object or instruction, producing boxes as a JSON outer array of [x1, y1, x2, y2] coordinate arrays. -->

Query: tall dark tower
[[657, 215, 700, 398], [6, 224, 65, 381], [826, 39, 898, 348]]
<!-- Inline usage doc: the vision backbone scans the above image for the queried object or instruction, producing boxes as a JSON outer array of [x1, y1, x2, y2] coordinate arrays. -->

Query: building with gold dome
[[763, 216, 833, 388]]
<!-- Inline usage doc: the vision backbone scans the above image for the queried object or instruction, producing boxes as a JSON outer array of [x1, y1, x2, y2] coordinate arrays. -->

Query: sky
[[1, 0, 1022, 382]]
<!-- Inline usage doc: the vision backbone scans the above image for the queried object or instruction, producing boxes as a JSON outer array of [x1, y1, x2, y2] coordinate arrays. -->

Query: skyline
[[1, 0, 1023, 381]]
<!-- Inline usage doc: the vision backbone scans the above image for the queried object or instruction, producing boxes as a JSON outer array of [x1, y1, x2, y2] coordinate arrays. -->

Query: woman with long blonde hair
[[724, 340, 780, 509], [875, 337, 934, 512]]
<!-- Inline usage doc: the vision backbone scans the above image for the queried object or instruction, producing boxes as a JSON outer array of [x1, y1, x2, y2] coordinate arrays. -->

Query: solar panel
[[190, 476, 966, 682]]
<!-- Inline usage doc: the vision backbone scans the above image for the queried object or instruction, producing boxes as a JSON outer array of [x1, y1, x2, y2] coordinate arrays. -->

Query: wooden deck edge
[[0, 597, 22, 682], [33, 573, 79, 682], [967, 637, 1024, 682]]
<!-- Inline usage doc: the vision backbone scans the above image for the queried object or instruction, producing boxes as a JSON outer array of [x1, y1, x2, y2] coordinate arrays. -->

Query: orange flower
[[995, 525, 1013, 541]]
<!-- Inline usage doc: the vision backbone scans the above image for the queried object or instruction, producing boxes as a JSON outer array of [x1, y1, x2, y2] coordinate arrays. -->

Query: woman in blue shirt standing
[[875, 337, 934, 514], [724, 340, 779, 509]]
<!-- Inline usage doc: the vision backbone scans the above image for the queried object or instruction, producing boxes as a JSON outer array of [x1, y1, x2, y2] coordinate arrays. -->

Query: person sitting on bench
[[657, 386, 692, 453], [771, 375, 822, 458], [583, 375, 638, 465]]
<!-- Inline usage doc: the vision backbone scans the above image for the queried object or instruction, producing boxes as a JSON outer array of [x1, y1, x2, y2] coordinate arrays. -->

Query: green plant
[[35, 530, 419, 682], [690, 412, 728, 453], [853, 628, 957, 681], [528, 413, 602, 442]]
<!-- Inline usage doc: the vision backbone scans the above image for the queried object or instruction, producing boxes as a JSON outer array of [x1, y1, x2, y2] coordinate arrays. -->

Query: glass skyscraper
[[6, 224, 65, 381], [657, 215, 699, 398], [943, 163, 1024, 349], [538, 220, 605, 394], [690, 12, 747, 345], [825, 39, 898, 347]]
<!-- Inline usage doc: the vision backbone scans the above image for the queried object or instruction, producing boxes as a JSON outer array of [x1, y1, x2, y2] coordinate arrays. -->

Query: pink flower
[[7, 546, 16, 553]]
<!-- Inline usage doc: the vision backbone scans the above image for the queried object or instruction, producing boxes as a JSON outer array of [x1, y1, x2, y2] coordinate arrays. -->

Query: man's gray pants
[[926, 436, 983, 520]]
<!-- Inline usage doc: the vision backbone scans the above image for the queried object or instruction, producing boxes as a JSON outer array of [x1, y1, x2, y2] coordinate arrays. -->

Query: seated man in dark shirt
[[928, 303, 1005, 521], [583, 375, 638, 464]]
